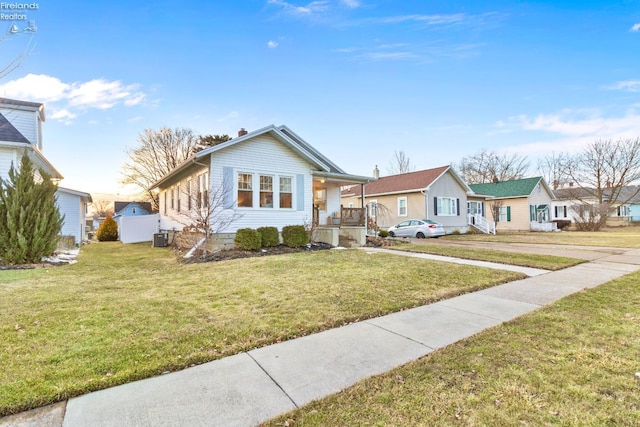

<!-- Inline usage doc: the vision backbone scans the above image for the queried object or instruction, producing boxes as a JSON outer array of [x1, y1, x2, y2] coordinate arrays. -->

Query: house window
[[436, 197, 458, 216], [398, 197, 407, 217], [314, 188, 327, 211], [176, 184, 181, 212], [187, 179, 192, 211], [260, 175, 274, 208], [279, 176, 292, 208], [132, 208, 136, 214], [197, 173, 209, 208], [369, 200, 378, 218], [499, 206, 511, 222], [238, 173, 253, 207]]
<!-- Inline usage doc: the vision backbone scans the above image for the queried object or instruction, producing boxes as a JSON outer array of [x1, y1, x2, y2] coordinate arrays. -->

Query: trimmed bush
[[257, 226, 279, 247], [378, 229, 390, 238], [96, 216, 119, 241], [234, 228, 262, 250], [282, 225, 309, 248], [553, 219, 572, 230]]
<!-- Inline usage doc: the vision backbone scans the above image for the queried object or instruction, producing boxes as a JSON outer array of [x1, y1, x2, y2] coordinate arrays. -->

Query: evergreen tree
[[0, 154, 64, 264]]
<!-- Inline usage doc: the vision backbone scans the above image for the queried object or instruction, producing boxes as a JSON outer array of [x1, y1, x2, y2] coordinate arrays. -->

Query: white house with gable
[[0, 97, 92, 246], [151, 125, 374, 246]]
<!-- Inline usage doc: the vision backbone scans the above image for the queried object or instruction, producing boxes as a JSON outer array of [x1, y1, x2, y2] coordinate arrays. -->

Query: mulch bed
[[180, 243, 333, 263]]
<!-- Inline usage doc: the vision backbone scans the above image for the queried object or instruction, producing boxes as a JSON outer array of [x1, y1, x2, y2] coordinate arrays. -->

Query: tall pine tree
[[0, 153, 64, 264]]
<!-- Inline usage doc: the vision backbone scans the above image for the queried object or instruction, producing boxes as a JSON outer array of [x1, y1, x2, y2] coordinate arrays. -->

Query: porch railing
[[467, 214, 496, 235], [340, 206, 366, 227]]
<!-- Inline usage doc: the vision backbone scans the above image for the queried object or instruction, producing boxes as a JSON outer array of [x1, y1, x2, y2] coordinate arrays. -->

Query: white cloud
[[49, 109, 77, 125], [340, 0, 360, 8], [606, 80, 640, 92], [267, 0, 330, 16], [0, 73, 147, 123], [512, 109, 640, 138], [0, 74, 70, 102], [267, 40, 279, 48], [372, 14, 466, 25], [630, 23, 640, 32], [495, 107, 640, 157]]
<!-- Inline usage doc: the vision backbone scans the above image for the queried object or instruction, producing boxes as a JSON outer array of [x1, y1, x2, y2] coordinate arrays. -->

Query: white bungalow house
[[0, 97, 92, 246], [150, 125, 373, 246]]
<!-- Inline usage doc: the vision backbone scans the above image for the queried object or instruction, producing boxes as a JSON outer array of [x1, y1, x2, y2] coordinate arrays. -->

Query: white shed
[[56, 187, 92, 246]]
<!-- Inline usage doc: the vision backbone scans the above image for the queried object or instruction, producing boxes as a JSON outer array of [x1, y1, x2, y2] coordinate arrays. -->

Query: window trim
[[398, 196, 408, 217], [279, 176, 293, 209], [435, 197, 458, 216]]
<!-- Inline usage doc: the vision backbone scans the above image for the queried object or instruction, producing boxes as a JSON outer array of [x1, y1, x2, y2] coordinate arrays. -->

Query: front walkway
[[3, 247, 639, 427]]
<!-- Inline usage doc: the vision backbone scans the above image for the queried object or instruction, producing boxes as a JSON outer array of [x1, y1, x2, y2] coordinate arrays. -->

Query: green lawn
[[0, 242, 526, 416], [444, 226, 640, 248], [267, 270, 640, 426], [386, 243, 584, 270]]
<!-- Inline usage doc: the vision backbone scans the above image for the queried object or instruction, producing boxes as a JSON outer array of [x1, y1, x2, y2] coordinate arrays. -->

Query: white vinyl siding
[[208, 134, 314, 232]]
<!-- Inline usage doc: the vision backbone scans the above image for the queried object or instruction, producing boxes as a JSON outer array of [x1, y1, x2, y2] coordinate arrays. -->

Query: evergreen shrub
[[0, 155, 64, 264], [257, 226, 279, 247], [282, 225, 309, 248], [234, 228, 261, 250], [96, 216, 119, 241]]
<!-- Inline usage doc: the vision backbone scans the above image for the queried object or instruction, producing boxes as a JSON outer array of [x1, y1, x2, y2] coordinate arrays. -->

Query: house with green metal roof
[[468, 177, 556, 232]]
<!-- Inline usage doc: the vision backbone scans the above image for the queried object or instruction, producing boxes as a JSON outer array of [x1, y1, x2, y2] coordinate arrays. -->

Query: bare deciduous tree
[[91, 200, 114, 218], [458, 149, 529, 184], [120, 127, 201, 210], [488, 199, 504, 229], [537, 151, 570, 190], [172, 181, 242, 256], [564, 138, 640, 230], [387, 150, 415, 175]]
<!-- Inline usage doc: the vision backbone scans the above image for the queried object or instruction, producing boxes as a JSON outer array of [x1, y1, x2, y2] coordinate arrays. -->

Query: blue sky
[[1, 0, 639, 195]]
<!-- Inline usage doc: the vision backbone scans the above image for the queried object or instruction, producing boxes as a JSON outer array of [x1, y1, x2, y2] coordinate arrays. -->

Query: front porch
[[312, 205, 367, 247]]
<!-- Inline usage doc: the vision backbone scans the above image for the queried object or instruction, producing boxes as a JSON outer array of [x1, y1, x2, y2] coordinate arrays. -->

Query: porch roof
[[312, 170, 373, 186]]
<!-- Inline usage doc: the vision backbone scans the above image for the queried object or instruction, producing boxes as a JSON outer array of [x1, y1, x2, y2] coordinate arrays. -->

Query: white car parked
[[388, 219, 446, 238]]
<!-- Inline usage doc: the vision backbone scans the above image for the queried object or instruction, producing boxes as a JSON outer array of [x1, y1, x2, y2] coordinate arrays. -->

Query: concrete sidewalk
[[3, 253, 639, 427]]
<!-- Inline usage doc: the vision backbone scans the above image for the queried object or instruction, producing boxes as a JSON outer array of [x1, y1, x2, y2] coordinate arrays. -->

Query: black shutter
[[456, 198, 460, 216], [433, 197, 438, 216]]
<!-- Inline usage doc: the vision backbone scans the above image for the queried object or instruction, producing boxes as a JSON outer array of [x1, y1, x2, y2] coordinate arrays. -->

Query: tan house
[[469, 177, 556, 232], [341, 165, 478, 234]]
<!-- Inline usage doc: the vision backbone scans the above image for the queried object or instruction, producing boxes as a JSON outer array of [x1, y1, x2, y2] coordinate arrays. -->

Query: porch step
[[338, 236, 357, 248]]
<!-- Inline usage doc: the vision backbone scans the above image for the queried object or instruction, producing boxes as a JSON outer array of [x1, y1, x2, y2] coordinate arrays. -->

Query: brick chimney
[[373, 165, 380, 179], [238, 128, 248, 137]]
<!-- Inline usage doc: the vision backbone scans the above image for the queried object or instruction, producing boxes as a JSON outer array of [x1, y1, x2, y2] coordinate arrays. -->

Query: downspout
[[421, 186, 431, 220]]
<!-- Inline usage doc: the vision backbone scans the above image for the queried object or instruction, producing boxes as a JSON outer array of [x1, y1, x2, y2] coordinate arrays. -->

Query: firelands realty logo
[[1, 3, 39, 20]]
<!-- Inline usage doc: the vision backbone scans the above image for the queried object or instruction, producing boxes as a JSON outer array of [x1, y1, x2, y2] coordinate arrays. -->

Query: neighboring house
[[469, 177, 555, 232], [56, 187, 92, 245], [341, 165, 481, 234], [150, 125, 373, 246], [0, 98, 62, 181], [0, 97, 91, 246], [114, 201, 153, 219], [553, 185, 640, 226]]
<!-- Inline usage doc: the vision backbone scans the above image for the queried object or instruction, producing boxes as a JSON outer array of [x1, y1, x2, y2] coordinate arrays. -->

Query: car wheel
[[389, 231, 395, 237], [416, 232, 425, 238]]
